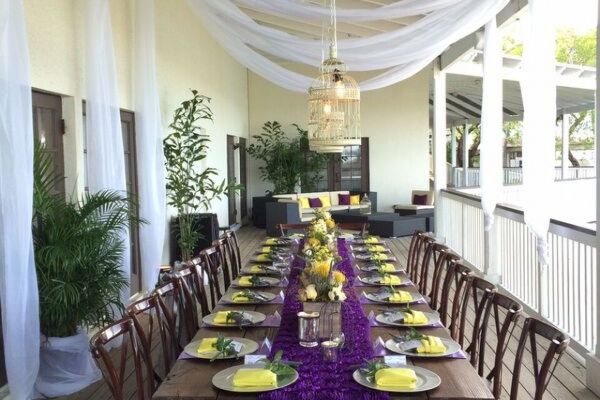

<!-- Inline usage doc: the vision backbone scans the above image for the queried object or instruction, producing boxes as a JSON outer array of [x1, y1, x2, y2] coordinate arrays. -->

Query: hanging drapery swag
[[188, 0, 509, 92], [0, 0, 41, 398], [308, 0, 360, 154]]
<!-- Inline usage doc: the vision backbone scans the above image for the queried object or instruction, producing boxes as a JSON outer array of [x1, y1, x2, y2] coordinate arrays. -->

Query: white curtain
[[479, 18, 503, 231], [85, 0, 131, 298], [0, 0, 40, 398], [134, 0, 166, 293], [521, 0, 556, 265], [188, 0, 509, 92]]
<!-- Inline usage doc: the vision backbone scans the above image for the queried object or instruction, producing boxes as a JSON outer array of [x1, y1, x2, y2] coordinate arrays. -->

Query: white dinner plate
[[212, 364, 299, 393], [183, 337, 258, 360], [352, 365, 441, 393], [375, 311, 441, 327], [384, 337, 462, 358], [231, 276, 281, 288], [202, 311, 266, 327], [358, 275, 410, 286], [363, 291, 424, 305], [220, 291, 277, 304]]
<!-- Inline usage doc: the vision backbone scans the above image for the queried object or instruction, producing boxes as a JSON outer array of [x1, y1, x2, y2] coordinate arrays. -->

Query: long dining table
[[153, 237, 494, 400]]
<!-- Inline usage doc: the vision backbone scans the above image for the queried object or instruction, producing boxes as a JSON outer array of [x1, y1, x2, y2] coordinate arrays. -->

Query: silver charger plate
[[232, 276, 281, 288], [352, 365, 441, 393], [358, 275, 409, 286], [384, 337, 462, 358], [375, 311, 441, 327], [359, 264, 403, 274], [202, 311, 266, 327], [183, 337, 259, 360], [220, 291, 277, 304], [354, 254, 397, 262], [212, 364, 299, 393], [364, 291, 424, 304]]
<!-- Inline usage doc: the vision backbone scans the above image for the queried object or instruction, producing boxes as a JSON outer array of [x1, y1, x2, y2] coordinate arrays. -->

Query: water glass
[[297, 311, 320, 347], [321, 340, 339, 362]]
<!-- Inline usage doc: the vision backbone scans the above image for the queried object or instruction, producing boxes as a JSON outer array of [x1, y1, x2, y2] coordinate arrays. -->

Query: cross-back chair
[[427, 245, 461, 310], [213, 238, 234, 290], [337, 222, 369, 235], [154, 279, 193, 350], [408, 234, 436, 290], [479, 292, 523, 397], [126, 295, 178, 382], [277, 223, 309, 236], [405, 230, 424, 273], [438, 260, 472, 330], [508, 317, 569, 400], [176, 266, 206, 336], [90, 317, 153, 400], [223, 230, 242, 279], [199, 245, 225, 307], [459, 277, 497, 352], [183, 259, 211, 316]]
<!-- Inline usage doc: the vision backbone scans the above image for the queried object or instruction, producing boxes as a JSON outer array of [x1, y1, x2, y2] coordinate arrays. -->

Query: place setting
[[384, 330, 465, 359], [219, 289, 281, 304], [361, 287, 425, 305], [369, 308, 442, 328], [352, 358, 442, 393], [231, 275, 281, 288], [354, 251, 397, 262], [357, 259, 404, 274], [356, 273, 411, 286]]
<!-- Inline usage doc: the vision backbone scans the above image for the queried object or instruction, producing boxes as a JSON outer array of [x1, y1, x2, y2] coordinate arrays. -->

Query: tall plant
[[247, 121, 328, 194], [164, 90, 241, 261], [33, 144, 140, 337]]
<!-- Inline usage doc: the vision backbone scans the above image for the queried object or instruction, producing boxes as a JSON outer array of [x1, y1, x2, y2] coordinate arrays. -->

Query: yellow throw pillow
[[233, 369, 278, 388], [350, 195, 360, 205], [299, 197, 310, 209], [319, 196, 332, 207]]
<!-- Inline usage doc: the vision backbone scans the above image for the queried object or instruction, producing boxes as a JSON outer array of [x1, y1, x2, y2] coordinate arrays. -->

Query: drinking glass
[[321, 340, 339, 362], [297, 311, 320, 347]]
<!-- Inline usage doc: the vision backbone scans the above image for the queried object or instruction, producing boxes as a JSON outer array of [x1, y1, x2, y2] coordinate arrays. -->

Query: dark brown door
[[32, 91, 65, 197], [315, 138, 370, 192], [239, 137, 248, 221], [226, 135, 237, 226]]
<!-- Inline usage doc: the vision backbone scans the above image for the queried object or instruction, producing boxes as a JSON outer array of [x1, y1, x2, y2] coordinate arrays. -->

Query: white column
[[585, 1, 600, 394], [562, 113, 570, 180], [450, 127, 457, 186], [433, 61, 447, 236], [462, 121, 470, 186]]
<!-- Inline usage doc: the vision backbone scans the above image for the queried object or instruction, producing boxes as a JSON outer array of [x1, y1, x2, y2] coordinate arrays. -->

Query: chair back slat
[[90, 318, 148, 400], [510, 317, 569, 400]]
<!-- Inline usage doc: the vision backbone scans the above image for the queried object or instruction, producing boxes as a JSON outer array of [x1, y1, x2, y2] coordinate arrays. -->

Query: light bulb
[[323, 103, 332, 114], [334, 82, 345, 98]]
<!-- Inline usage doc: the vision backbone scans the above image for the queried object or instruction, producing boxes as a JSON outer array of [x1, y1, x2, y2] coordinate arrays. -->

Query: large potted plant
[[33, 144, 141, 397], [164, 90, 241, 262], [247, 121, 328, 195]]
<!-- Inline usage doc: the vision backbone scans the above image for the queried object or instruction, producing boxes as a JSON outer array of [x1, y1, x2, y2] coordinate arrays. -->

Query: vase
[[35, 330, 102, 397], [303, 301, 342, 339]]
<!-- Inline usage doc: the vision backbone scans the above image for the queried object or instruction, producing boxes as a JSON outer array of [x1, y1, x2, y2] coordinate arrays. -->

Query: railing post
[[462, 121, 469, 187], [484, 213, 500, 284], [562, 114, 570, 180]]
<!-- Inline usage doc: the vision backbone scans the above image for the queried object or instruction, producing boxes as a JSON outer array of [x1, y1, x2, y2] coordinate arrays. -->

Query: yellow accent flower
[[308, 238, 320, 248], [333, 270, 346, 284], [325, 219, 336, 229], [312, 260, 331, 278]]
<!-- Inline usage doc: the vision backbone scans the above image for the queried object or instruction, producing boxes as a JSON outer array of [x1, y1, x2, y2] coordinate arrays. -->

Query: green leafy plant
[[261, 350, 300, 379], [210, 334, 239, 361], [163, 90, 242, 260], [247, 121, 328, 194], [33, 143, 142, 337]]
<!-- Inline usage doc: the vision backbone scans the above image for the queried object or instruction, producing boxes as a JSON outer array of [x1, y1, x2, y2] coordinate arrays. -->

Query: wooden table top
[[153, 248, 494, 400]]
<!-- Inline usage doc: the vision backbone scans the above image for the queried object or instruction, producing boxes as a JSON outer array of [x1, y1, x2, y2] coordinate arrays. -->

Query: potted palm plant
[[32, 144, 141, 397]]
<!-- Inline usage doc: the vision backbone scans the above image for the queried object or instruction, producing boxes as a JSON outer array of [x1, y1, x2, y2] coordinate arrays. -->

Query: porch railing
[[439, 189, 597, 355], [449, 166, 596, 187]]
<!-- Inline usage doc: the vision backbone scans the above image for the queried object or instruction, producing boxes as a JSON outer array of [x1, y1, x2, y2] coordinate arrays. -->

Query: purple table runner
[[259, 240, 388, 400]]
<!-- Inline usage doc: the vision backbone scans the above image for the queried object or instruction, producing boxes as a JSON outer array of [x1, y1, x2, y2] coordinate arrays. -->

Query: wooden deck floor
[[58, 226, 599, 400]]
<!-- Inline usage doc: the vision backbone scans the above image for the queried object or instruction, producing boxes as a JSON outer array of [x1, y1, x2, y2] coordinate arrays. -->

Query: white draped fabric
[[134, 0, 166, 292], [85, 0, 131, 298], [0, 0, 40, 398], [521, 0, 556, 265], [188, 0, 509, 92], [479, 18, 503, 231]]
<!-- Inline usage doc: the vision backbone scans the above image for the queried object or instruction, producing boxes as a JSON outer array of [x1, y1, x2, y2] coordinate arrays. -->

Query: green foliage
[[556, 28, 596, 66], [163, 90, 242, 260], [33, 143, 140, 337], [210, 334, 239, 362], [247, 121, 328, 194], [261, 350, 300, 379]]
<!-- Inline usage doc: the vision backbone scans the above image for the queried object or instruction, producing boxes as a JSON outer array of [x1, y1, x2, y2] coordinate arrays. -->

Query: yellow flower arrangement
[[312, 260, 331, 278]]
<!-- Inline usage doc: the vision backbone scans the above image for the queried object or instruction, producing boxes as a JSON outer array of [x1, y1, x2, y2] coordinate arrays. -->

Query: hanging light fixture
[[308, 0, 360, 153]]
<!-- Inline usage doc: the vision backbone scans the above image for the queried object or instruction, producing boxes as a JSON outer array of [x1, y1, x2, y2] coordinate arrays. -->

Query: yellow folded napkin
[[365, 236, 379, 244], [379, 263, 396, 272], [372, 253, 387, 260], [260, 247, 272, 254], [232, 292, 250, 302], [374, 368, 417, 389], [265, 238, 278, 245], [404, 310, 428, 324], [197, 338, 218, 353], [380, 275, 402, 285], [213, 311, 233, 324], [238, 276, 253, 286], [256, 254, 271, 262], [417, 336, 446, 354], [388, 291, 413, 303], [368, 245, 386, 253], [250, 265, 264, 273], [232, 369, 278, 388]]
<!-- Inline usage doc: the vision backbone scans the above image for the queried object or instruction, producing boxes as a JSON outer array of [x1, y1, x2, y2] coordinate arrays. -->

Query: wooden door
[[239, 137, 248, 221], [226, 135, 237, 226]]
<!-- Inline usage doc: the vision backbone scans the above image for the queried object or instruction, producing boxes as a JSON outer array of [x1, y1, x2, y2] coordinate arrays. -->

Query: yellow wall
[[247, 69, 431, 212], [23, 0, 249, 262]]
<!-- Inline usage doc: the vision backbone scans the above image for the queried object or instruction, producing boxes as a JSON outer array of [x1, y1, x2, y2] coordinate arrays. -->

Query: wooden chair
[[337, 222, 369, 235], [277, 223, 309, 236], [176, 266, 204, 336], [408, 234, 436, 291], [427, 245, 461, 310], [459, 277, 497, 351], [212, 238, 234, 290], [438, 260, 472, 330], [90, 317, 152, 400], [480, 292, 523, 396], [405, 230, 424, 273], [183, 259, 211, 316], [154, 279, 193, 349], [199, 245, 225, 307], [223, 230, 242, 279], [508, 318, 569, 400], [126, 295, 177, 381]]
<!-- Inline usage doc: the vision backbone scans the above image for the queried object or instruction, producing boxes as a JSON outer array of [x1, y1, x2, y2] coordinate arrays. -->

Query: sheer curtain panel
[[0, 0, 41, 398], [134, 0, 166, 292]]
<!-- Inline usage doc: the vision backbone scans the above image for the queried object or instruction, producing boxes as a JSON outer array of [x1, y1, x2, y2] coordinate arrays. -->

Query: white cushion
[[394, 204, 434, 210], [329, 205, 349, 211]]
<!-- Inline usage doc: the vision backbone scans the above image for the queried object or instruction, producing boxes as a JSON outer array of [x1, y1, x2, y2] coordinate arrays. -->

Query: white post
[[462, 121, 470, 186], [562, 113, 570, 180], [433, 61, 447, 237], [585, 2, 600, 394], [450, 127, 457, 186]]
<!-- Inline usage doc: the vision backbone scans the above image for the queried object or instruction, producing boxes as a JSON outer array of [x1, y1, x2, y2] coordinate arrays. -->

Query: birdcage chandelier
[[308, 0, 360, 153]]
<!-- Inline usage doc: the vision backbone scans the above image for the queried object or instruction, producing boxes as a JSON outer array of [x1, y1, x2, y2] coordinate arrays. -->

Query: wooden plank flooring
[[57, 226, 599, 400]]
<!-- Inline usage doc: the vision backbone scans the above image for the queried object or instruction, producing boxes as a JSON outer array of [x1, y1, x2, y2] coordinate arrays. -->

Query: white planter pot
[[35, 330, 102, 397]]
